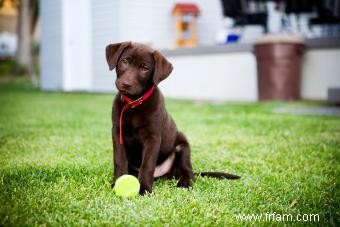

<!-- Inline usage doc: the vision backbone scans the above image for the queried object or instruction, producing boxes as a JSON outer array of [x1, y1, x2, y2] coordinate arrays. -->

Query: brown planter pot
[[254, 35, 305, 101]]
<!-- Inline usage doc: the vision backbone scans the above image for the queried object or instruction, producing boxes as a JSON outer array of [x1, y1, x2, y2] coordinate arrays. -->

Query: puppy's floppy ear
[[153, 50, 173, 85], [106, 41, 131, 70]]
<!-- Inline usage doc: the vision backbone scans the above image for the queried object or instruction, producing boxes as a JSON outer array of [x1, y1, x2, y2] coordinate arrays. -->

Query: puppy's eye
[[121, 58, 128, 64], [140, 64, 149, 72]]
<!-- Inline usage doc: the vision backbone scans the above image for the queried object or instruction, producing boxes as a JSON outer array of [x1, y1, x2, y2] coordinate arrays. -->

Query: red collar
[[118, 85, 156, 144]]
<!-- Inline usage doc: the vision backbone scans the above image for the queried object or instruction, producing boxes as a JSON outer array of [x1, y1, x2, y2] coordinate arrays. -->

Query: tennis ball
[[113, 175, 140, 198]]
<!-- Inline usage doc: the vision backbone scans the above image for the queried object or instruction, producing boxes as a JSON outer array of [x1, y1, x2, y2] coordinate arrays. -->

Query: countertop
[[162, 37, 340, 56]]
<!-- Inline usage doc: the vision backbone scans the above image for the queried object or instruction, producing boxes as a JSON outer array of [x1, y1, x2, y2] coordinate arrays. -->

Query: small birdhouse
[[172, 3, 200, 48]]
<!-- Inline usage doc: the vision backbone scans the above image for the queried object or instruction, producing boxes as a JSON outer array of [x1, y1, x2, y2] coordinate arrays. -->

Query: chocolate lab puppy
[[106, 41, 239, 195]]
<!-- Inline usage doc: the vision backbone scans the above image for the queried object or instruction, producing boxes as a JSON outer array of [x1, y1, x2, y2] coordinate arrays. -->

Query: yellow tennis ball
[[113, 175, 140, 198]]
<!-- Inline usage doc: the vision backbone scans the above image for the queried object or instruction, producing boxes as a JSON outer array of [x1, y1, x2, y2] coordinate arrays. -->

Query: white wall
[[62, 0, 92, 91], [160, 52, 258, 102], [91, 1, 121, 92], [40, 0, 63, 90], [301, 49, 340, 100], [40, 0, 92, 91]]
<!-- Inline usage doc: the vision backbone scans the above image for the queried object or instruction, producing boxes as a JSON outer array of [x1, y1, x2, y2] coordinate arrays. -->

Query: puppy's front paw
[[139, 185, 152, 195], [177, 177, 193, 189]]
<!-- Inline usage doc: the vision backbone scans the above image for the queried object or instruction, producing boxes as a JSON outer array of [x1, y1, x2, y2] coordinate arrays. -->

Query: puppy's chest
[[121, 111, 148, 141]]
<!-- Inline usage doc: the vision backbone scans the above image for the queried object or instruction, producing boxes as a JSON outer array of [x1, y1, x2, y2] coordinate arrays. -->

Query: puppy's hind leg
[[174, 132, 194, 188]]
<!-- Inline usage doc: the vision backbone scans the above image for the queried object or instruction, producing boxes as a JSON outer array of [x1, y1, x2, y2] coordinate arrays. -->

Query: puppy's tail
[[196, 172, 240, 180]]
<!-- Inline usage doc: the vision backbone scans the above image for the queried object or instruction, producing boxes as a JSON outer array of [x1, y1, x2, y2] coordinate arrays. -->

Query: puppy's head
[[106, 42, 173, 97]]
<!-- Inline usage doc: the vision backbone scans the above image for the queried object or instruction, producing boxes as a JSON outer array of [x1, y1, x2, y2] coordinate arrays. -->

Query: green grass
[[0, 79, 339, 226]]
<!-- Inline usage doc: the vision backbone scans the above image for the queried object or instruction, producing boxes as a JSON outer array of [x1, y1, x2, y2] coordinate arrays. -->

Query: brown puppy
[[106, 41, 239, 195]]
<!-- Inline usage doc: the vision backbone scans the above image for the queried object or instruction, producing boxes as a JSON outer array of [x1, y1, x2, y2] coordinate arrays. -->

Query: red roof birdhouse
[[172, 3, 200, 48]]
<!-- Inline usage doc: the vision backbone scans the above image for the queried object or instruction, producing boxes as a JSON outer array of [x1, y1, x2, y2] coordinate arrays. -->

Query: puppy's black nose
[[121, 81, 132, 89]]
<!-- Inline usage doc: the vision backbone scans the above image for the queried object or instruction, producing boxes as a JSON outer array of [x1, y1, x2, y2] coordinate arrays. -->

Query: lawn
[[0, 78, 339, 226]]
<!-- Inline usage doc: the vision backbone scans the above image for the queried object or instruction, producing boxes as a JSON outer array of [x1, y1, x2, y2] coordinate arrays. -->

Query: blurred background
[[0, 0, 340, 102]]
